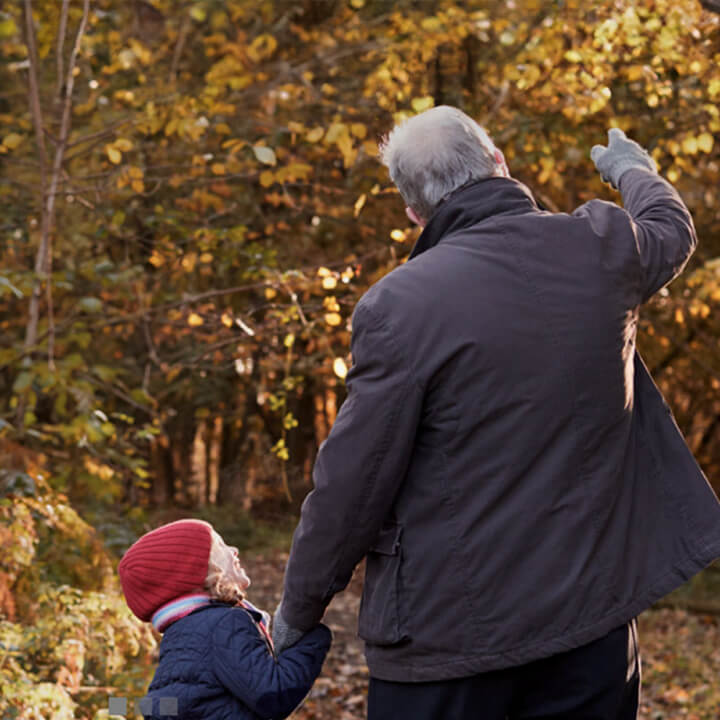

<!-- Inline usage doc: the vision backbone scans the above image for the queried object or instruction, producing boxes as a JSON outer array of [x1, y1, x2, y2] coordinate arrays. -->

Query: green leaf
[[0, 17, 18, 38], [93, 365, 119, 382], [411, 96, 434, 113], [79, 297, 103, 313], [2, 132, 23, 149], [0, 276, 23, 298], [72, 331, 92, 349], [130, 388, 155, 406], [252, 145, 277, 166], [94, 260, 115, 273], [12, 371, 32, 392], [190, 5, 206, 21], [63, 353, 84, 370]]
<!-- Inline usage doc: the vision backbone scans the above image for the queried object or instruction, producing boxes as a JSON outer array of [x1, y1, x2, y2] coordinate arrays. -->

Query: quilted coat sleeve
[[211, 609, 331, 719], [281, 298, 425, 630], [618, 168, 697, 302]]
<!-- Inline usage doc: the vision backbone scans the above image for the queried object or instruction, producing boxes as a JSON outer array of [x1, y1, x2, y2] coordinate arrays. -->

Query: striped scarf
[[151, 592, 213, 633], [151, 594, 275, 652]]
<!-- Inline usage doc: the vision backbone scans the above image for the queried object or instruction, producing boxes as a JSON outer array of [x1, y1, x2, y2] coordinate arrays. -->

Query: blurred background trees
[[1, 0, 719, 715]]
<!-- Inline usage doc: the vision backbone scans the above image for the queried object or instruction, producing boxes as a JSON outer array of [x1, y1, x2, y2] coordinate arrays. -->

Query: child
[[118, 518, 331, 719]]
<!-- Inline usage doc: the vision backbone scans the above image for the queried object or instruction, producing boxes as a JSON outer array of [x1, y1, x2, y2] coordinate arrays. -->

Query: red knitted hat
[[118, 519, 213, 621]]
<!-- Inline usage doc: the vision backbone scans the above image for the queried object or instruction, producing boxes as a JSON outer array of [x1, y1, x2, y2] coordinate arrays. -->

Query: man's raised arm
[[592, 128, 697, 302]]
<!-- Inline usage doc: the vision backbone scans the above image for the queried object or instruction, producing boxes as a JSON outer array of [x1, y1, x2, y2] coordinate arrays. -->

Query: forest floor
[[243, 550, 720, 720]]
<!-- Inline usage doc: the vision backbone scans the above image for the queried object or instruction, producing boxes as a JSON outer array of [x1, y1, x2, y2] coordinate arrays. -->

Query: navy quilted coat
[[143, 603, 331, 719]]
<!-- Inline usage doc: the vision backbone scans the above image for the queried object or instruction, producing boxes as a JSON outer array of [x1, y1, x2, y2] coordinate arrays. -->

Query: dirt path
[[244, 550, 368, 719], [244, 551, 720, 720]]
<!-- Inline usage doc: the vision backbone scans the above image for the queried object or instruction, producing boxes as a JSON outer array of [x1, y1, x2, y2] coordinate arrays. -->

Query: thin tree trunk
[[207, 417, 222, 505], [168, 14, 191, 84], [325, 389, 338, 428], [18, 0, 90, 426], [150, 435, 174, 506], [191, 420, 208, 507], [314, 393, 328, 444], [243, 431, 261, 511], [696, 412, 720, 459], [463, 35, 477, 97], [17, 1, 47, 428], [433, 51, 444, 106], [55, 0, 70, 103]]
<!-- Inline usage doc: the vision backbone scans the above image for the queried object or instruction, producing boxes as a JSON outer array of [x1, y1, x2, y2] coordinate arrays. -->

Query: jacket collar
[[241, 599, 274, 652], [409, 177, 541, 260]]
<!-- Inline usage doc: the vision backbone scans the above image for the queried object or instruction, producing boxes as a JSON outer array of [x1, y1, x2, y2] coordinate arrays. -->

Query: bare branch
[[56, 0, 70, 102], [19, 0, 49, 426], [60, 168, 96, 209], [65, 119, 133, 150], [277, 272, 309, 327], [639, 320, 720, 383], [169, 14, 192, 84], [23, 0, 47, 172], [80, 373, 159, 418], [532, 189, 561, 213], [58, 0, 91, 154], [482, 80, 510, 125], [18, 0, 91, 425], [46, 276, 55, 371], [63, 134, 118, 165], [137, 289, 166, 371], [41, 0, 90, 370]]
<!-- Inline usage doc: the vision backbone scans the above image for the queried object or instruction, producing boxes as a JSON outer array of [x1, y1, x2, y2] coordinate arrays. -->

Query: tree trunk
[[18, 0, 90, 427], [207, 417, 222, 505]]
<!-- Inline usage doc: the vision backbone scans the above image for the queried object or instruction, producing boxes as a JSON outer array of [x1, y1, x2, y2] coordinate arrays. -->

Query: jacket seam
[[503, 223, 604, 514], [362, 296, 424, 393], [434, 443, 483, 645], [322, 300, 422, 603]]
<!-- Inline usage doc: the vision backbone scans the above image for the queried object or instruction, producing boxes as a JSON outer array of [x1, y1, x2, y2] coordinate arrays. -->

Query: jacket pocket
[[358, 524, 406, 646]]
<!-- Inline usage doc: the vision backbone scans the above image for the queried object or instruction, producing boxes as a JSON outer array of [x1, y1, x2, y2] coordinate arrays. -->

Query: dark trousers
[[368, 620, 640, 720]]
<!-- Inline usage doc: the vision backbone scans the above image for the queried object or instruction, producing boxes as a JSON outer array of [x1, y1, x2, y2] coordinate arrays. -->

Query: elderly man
[[273, 106, 720, 719]]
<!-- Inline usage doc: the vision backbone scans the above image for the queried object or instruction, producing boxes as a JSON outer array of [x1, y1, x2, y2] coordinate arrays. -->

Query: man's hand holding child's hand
[[272, 601, 305, 654]]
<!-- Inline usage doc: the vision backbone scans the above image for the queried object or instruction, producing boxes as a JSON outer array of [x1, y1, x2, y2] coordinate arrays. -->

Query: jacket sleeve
[[211, 610, 331, 719], [281, 298, 424, 630], [618, 168, 697, 302]]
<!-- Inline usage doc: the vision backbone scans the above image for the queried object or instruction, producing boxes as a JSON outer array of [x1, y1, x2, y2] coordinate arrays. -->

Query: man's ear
[[406, 206, 425, 227], [494, 148, 510, 178]]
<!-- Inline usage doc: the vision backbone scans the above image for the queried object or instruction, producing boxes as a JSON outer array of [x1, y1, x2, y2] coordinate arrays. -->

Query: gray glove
[[272, 602, 304, 655], [591, 128, 657, 189]]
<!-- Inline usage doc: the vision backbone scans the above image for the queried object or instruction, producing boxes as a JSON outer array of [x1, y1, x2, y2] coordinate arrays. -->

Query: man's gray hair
[[379, 105, 501, 221]]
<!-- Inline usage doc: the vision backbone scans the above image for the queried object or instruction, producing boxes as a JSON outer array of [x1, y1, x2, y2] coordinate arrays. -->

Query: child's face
[[212, 531, 251, 591]]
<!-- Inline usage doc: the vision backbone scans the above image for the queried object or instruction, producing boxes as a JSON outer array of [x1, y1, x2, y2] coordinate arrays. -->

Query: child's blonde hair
[[205, 531, 246, 605]]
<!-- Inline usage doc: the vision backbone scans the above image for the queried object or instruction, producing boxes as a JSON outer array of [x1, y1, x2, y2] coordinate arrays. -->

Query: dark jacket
[[282, 169, 720, 682], [143, 603, 331, 719]]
